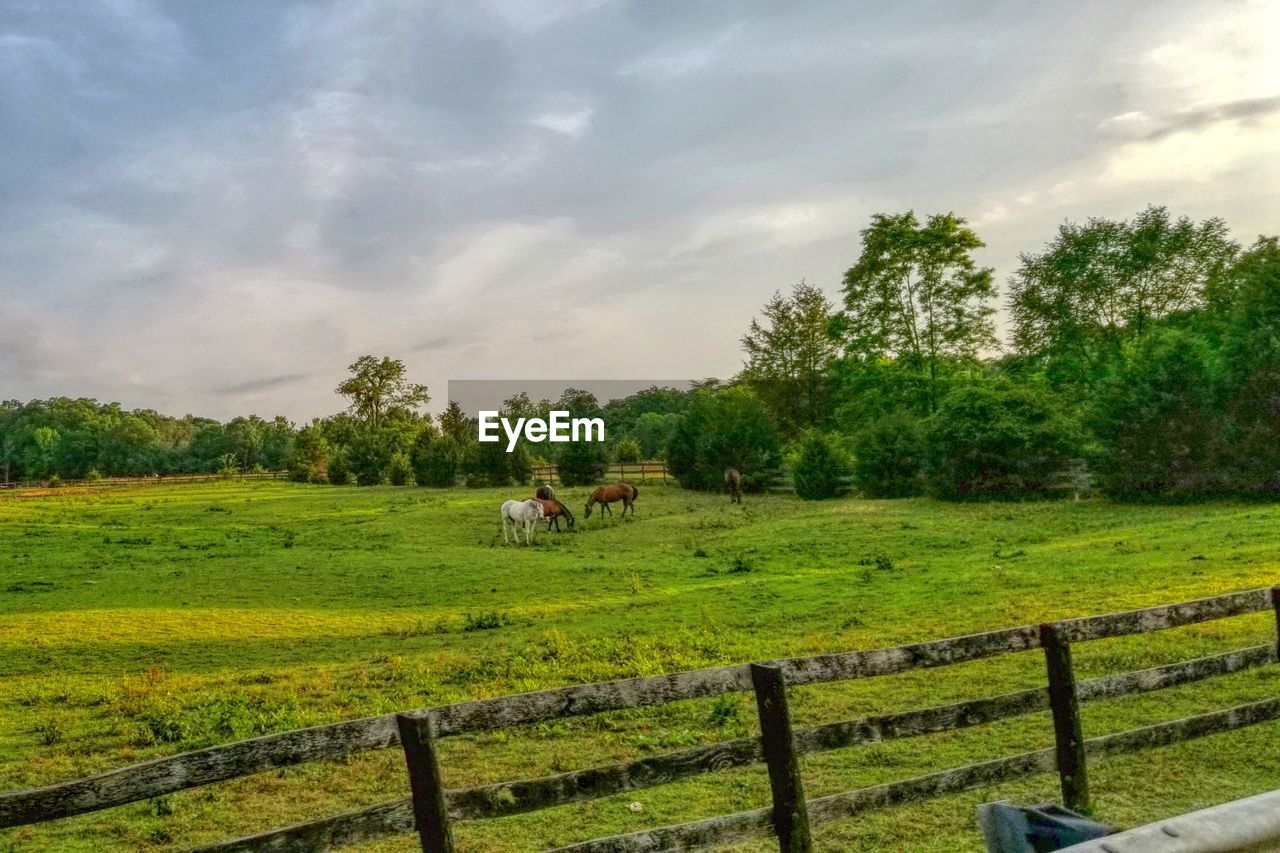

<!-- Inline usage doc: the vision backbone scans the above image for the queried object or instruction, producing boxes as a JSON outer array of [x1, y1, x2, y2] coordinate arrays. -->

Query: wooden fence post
[[1271, 586, 1280, 662], [1040, 623, 1090, 814], [750, 663, 813, 853], [396, 713, 454, 853]]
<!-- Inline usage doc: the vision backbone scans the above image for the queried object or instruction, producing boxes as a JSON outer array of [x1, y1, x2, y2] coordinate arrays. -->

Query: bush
[[386, 451, 413, 486], [558, 440, 607, 486], [464, 439, 511, 487], [613, 437, 642, 464], [326, 451, 351, 486], [347, 432, 388, 487], [288, 425, 330, 483], [1092, 329, 1223, 498], [792, 431, 851, 500], [853, 413, 926, 498], [508, 442, 533, 485], [416, 436, 461, 487], [926, 382, 1080, 499], [667, 388, 779, 490]]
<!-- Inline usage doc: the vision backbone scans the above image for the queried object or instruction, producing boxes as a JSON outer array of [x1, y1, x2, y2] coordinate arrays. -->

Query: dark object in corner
[[978, 802, 1114, 852]]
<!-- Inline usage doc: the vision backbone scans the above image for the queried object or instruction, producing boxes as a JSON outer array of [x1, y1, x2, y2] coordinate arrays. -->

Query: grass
[[2, 480, 1280, 851]]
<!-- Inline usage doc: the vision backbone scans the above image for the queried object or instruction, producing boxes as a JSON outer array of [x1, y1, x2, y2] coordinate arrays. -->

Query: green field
[[4, 481, 1280, 851]]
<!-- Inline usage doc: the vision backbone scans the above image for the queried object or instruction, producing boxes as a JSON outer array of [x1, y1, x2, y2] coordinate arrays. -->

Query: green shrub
[[792, 430, 851, 500], [557, 440, 607, 486], [667, 388, 779, 490], [386, 451, 413, 486], [853, 413, 926, 497], [326, 451, 351, 486], [416, 436, 461, 487], [613, 438, 642, 464], [508, 442, 533, 485], [926, 382, 1080, 499], [464, 439, 512, 487]]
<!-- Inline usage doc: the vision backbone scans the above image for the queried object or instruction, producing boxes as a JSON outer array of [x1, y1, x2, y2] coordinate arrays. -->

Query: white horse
[[501, 498, 545, 545]]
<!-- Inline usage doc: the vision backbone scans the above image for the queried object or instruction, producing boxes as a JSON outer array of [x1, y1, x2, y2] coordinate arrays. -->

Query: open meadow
[[4, 480, 1280, 851]]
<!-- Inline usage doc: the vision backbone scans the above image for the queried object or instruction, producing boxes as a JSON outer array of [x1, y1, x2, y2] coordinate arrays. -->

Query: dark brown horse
[[725, 468, 742, 503], [535, 485, 556, 501], [534, 497, 575, 531], [585, 482, 638, 521]]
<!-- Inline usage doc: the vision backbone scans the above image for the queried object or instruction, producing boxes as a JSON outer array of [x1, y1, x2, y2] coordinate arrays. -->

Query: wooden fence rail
[[532, 461, 669, 487], [3, 586, 1278, 852], [0, 471, 287, 491]]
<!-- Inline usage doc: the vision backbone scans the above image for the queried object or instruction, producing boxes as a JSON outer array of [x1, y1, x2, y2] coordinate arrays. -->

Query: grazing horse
[[535, 485, 556, 501], [534, 497, 575, 532], [725, 468, 743, 504], [501, 498, 545, 544], [585, 482, 638, 521]]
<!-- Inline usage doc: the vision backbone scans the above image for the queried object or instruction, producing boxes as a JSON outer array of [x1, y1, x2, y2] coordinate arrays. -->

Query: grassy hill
[[3, 480, 1280, 851]]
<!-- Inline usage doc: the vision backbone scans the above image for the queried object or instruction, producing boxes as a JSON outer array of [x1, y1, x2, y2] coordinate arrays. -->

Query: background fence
[[3, 587, 1278, 850], [0, 471, 287, 491], [532, 461, 668, 487]]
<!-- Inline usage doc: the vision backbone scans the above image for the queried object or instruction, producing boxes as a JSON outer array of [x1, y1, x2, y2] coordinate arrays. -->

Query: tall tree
[[840, 212, 996, 411], [1008, 206, 1238, 384], [740, 281, 838, 432], [335, 355, 430, 430], [437, 401, 471, 442]]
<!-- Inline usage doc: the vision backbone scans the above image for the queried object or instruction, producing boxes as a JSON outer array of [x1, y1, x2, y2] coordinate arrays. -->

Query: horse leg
[[503, 516, 510, 544]]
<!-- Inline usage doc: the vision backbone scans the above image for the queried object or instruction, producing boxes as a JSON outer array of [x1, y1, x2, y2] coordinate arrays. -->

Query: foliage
[[838, 211, 996, 412], [386, 451, 413, 486], [416, 435, 463, 487], [1008, 206, 1238, 386], [613, 437, 642, 464], [288, 424, 329, 483], [791, 430, 851, 500], [925, 381, 1081, 499], [741, 281, 838, 431], [335, 355, 430, 430], [463, 438, 512, 488], [1091, 328, 1224, 498], [668, 387, 779, 490], [557, 440, 608, 487], [325, 450, 351, 485], [852, 412, 927, 498]]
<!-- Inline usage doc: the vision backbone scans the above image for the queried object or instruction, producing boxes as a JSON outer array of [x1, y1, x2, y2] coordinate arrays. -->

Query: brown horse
[[535, 485, 556, 501], [585, 482, 638, 521], [725, 468, 743, 503], [534, 497, 575, 531]]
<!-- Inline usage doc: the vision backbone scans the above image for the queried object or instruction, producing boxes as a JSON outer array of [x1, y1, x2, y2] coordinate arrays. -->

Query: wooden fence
[[0, 471, 287, 491], [2, 587, 1279, 851], [532, 461, 668, 487]]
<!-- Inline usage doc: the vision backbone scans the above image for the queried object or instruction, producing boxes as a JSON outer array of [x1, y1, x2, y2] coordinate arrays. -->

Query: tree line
[[4, 205, 1276, 501]]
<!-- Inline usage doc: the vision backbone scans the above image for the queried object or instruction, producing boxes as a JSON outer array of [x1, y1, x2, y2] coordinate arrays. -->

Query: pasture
[[3, 481, 1280, 851]]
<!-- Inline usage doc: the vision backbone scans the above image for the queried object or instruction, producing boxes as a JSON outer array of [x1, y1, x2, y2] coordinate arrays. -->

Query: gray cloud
[[2, 0, 1277, 420]]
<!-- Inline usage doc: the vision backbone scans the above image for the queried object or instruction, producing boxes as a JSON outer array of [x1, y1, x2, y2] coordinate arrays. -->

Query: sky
[[2, 0, 1278, 421]]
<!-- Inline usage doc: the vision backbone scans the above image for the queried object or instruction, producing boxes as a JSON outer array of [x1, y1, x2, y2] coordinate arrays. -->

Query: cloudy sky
[[3, 0, 1278, 420]]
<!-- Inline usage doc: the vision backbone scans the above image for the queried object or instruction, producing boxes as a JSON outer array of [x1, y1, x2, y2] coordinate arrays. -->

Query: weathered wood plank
[[1055, 588, 1270, 644], [775, 625, 1042, 687], [0, 715, 401, 829], [1085, 695, 1280, 761], [191, 799, 414, 852], [547, 805, 777, 852], [1075, 644, 1271, 702]]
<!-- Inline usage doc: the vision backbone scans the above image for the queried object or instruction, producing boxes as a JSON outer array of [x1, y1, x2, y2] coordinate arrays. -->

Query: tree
[[840, 212, 996, 411], [925, 382, 1080, 500], [852, 412, 926, 498], [288, 422, 330, 482], [667, 388, 779, 490], [416, 435, 462, 487], [336, 355, 429, 430], [791, 430, 850, 500], [613, 437, 642, 463], [1008, 206, 1238, 385], [438, 401, 470, 442], [741, 281, 838, 433], [557, 439, 607, 486]]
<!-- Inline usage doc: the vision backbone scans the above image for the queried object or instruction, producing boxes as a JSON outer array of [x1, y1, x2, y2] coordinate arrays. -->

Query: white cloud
[[531, 108, 593, 138]]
